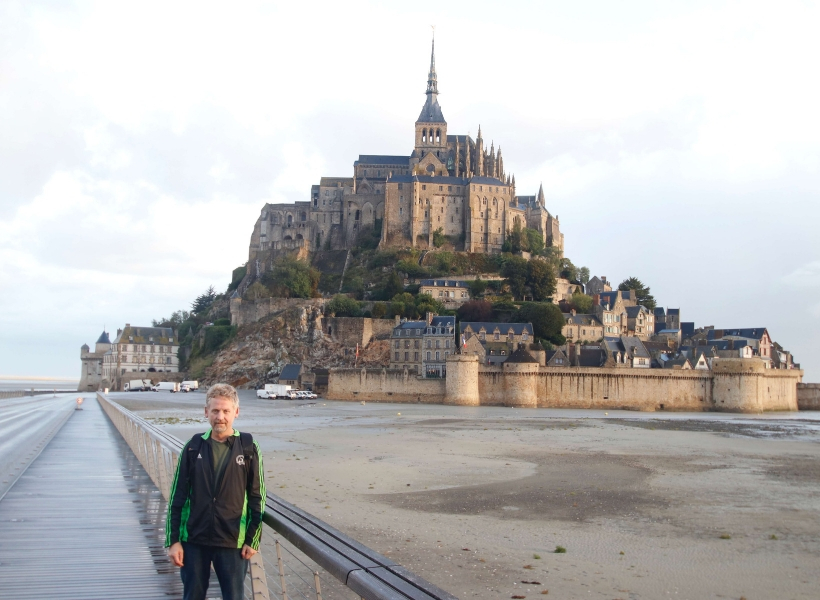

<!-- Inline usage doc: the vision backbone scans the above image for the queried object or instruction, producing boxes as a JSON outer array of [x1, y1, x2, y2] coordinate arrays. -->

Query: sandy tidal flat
[[116, 392, 820, 600]]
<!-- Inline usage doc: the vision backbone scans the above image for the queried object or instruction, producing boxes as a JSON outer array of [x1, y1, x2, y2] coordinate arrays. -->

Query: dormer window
[[149, 336, 153, 342], [169, 338, 174, 343]]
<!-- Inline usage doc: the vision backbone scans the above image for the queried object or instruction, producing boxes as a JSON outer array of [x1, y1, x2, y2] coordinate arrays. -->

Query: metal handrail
[[96, 393, 457, 600]]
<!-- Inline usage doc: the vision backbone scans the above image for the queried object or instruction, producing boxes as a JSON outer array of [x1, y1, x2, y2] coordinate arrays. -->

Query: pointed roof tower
[[537, 183, 546, 206], [416, 34, 445, 124]]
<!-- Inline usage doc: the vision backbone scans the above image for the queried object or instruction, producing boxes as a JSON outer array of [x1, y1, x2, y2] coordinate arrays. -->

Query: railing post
[[249, 552, 271, 600], [313, 572, 323, 600], [275, 539, 289, 600]]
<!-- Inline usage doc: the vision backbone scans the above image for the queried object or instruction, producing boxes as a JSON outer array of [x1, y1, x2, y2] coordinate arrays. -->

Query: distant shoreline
[[0, 376, 78, 382]]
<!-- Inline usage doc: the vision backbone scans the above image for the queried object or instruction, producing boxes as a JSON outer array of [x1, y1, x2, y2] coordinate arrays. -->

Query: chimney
[[570, 309, 576, 316], [426, 312, 433, 325], [394, 315, 401, 327], [125, 323, 130, 327]]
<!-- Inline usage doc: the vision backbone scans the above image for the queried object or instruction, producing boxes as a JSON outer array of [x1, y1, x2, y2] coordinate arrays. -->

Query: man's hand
[[241, 544, 257, 560], [168, 542, 184, 567]]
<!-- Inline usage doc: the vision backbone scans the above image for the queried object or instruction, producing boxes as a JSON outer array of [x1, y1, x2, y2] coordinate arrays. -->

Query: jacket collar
[[201, 428, 240, 440]]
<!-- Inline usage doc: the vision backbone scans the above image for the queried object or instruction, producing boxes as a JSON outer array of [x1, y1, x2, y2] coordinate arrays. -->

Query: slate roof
[[460, 322, 534, 336], [707, 328, 768, 341], [709, 339, 750, 350], [625, 305, 651, 318], [663, 357, 692, 369], [419, 279, 470, 288], [417, 95, 446, 123], [654, 307, 666, 318], [577, 348, 606, 367], [505, 345, 539, 363], [667, 309, 680, 316], [319, 177, 353, 187], [681, 322, 695, 337], [394, 316, 456, 332], [118, 326, 176, 344], [355, 155, 410, 166], [598, 290, 634, 307], [279, 364, 302, 381], [562, 314, 603, 326], [96, 331, 111, 344], [469, 176, 508, 186]]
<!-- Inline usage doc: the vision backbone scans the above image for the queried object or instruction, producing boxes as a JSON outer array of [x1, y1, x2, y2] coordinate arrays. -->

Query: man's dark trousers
[[180, 541, 248, 600]]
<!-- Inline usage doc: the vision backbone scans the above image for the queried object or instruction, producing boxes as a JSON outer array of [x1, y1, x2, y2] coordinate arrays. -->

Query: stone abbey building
[[248, 39, 563, 262]]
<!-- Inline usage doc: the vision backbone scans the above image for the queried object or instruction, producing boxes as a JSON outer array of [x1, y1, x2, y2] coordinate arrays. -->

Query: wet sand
[[116, 392, 820, 599]]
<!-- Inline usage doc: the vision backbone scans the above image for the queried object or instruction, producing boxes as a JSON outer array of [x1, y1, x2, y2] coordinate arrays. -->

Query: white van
[[155, 382, 180, 392], [181, 380, 199, 391]]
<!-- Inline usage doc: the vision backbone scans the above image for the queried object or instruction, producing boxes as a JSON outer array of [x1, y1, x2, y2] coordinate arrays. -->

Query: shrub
[[432, 228, 447, 248], [325, 295, 361, 317], [554, 546, 566, 553], [372, 302, 387, 318]]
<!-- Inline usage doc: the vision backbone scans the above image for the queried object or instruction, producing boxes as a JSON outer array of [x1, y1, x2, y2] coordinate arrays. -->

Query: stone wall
[[325, 355, 803, 413], [797, 383, 820, 410], [230, 297, 327, 328], [327, 367, 446, 403]]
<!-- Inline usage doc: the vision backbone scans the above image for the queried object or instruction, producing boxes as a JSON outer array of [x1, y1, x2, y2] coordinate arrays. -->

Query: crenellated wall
[[325, 356, 802, 413]]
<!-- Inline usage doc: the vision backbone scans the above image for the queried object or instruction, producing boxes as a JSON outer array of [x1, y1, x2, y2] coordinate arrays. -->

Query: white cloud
[[2, 0, 819, 379]]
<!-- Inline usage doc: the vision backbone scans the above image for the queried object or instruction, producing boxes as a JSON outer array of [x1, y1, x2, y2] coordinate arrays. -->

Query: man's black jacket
[[165, 429, 265, 549]]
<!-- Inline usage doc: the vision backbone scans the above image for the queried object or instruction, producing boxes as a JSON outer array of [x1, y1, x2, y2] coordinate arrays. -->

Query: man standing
[[166, 383, 266, 600]]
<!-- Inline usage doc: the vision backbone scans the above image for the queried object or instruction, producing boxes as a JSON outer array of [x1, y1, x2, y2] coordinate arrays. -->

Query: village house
[[562, 311, 604, 343], [460, 321, 534, 366], [553, 277, 584, 303], [625, 305, 655, 340], [593, 290, 637, 337], [602, 336, 651, 368], [390, 314, 456, 377], [585, 275, 612, 296], [418, 279, 471, 308], [102, 324, 179, 382]]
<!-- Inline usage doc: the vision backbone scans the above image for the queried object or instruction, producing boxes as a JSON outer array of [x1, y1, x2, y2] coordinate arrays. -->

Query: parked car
[[180, 384, 192, 393]]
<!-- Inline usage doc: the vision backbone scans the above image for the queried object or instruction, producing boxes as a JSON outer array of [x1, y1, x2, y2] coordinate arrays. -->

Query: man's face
[[206, 396, 239, 436]]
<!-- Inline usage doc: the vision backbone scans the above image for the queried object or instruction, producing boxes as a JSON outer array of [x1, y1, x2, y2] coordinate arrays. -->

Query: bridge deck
[[0, 399, 183, 599]]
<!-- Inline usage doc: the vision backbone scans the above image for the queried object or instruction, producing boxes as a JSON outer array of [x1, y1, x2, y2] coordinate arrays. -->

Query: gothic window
[[300, 211, 306, 221], [436, 129, 441, 143], [400, 208, 402, 215], [287, 214, 292, 226], [355, 210, 360, 220]]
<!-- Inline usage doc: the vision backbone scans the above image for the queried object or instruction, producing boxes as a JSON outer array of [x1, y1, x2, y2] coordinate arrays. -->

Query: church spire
[[426, 32, 438, 98], [537, 183, 545, 206]]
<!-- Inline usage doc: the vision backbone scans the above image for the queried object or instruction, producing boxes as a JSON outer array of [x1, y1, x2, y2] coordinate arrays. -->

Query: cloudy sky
[[1, 0, 818, 381]]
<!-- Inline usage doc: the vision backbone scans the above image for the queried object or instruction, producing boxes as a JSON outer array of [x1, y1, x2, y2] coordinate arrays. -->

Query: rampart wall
[[326, 356, 802, 413], [328, 368, 446, 403], [797, 383, 820, 410]]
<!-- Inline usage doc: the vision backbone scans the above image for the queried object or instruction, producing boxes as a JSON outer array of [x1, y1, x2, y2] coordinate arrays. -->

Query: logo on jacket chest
[[236, 455, 245, 466]]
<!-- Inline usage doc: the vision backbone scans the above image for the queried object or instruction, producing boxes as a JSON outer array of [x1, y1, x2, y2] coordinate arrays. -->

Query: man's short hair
[[205, 383, 239, 408]]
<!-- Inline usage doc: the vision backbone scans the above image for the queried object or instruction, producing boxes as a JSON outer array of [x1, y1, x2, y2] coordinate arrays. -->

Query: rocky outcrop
[[203, 304, 388, 388]]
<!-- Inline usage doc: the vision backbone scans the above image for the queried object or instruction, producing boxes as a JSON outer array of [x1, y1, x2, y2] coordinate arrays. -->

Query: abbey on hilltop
[[248, 38, 563, 261]]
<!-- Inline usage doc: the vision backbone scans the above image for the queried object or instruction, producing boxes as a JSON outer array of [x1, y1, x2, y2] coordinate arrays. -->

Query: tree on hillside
[[517, 303, 566, 346], [325, 295, 361, 317], [569, 292, 594, 314], [578, 267, 590, 285], [152, 310, 191, 327], [383, 270, 405, 299], [457, 300, 493, 323], [527, 258, 556, 302], [371, 302, 387, 319], [191, 286, 216, 314], [618, 277, 656, 310], [501, 256, 529, 299], [266, 257, 321, 298], [467, 277, 487, 299], [525, 228, 545, 255]]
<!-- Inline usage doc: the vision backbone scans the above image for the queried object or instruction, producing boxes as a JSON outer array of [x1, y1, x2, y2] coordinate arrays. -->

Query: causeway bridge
[[0, 392, 457, 600]]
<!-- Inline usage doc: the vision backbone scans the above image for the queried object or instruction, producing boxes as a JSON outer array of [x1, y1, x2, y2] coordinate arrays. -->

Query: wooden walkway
[[0, 399, 183, 599]]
